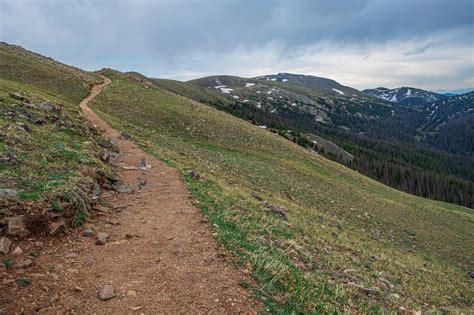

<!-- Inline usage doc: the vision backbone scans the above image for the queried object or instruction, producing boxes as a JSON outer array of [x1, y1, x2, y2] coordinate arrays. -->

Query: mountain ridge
[[363, 86, 445, 105]]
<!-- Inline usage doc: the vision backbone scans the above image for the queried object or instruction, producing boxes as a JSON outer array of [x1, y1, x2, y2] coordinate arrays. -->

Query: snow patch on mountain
[[220, 88, 233, 94]]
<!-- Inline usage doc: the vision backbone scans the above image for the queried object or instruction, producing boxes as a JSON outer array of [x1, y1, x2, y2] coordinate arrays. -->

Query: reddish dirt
[[0, 77, 259, 313]]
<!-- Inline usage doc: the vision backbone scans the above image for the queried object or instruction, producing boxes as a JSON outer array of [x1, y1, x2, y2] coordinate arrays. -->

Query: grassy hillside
[[90, 70, 474, 313], [0, 43, 114, 230], [0, 43, 101, 104], [148, 72, 474, 208]]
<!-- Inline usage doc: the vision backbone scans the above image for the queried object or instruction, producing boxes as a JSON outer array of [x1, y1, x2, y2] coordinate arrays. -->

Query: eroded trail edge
[[7, 76, 259, 313]]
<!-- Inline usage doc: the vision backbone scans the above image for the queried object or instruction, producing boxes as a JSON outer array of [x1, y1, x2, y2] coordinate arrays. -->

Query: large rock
[[6, 216, 30, 237], [0, 237, 11, 255], [98, 284, 115, 300]]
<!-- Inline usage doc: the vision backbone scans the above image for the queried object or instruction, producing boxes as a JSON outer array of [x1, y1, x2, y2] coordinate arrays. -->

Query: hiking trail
[[4, 76, 258, 313]]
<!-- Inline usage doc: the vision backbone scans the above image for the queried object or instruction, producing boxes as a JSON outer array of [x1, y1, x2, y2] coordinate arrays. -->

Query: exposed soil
[[0, 76, 259, 313]]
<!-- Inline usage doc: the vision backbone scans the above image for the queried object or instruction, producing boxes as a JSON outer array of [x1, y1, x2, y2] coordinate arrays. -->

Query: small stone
[[96, 232, 109, 245], [49, 219, 66, 235], [138, 175, 147, 189], [98, 284, 115, 300], [12, 246, 23, 255], [127, 290, 137, 297], [379, 277, 394, 289], [16, 259, 33, 268], [121, 130, 131, 140], [138, 157, 151, 171], [112, 185, 133, 194], [82, 229, 93, 237], [99, 150, 111, 163], [122, 165, 138, 170], [93, 205, 109, 213], [74, 285, 84, 292], [363, 287, 378, 295], [50, 294, 59, 304], [391, 293, 400, 299], [0, 189, 18, 199], [106, 219, 120, 226], [187, 170, 200, 180], [0, 237, 11, 255], [6, 216, 30, 237], [92, 183, 101, 202], [201, 217, 209, 223], [65, 252, 80, 258]]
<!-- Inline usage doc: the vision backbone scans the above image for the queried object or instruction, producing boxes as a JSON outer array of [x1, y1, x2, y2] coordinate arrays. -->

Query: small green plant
[[16, 277, 31, 287], [73, 211, 87, 227], [50, 200, 63, 212], [18, 190, 43, 201], [2, 259, 12, 269], [29, 251, 39, 257]]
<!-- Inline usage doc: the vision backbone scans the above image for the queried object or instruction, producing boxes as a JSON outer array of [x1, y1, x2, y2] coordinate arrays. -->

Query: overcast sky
[[1, 0, 473, 91]]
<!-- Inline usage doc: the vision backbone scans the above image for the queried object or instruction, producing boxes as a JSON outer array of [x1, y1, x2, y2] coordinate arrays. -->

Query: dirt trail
[[2, 76, 258, 313]]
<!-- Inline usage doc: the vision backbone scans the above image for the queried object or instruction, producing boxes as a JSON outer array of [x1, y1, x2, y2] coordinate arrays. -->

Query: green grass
[[89, 70, 473, 312], [0, 44, 113, 228]]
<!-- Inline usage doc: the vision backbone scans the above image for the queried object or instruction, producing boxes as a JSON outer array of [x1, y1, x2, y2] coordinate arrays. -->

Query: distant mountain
[[363, 87, 445, 105], [442, 93, 457, 97], [437, 87, 474, 95], [254, 73, 364, 97]]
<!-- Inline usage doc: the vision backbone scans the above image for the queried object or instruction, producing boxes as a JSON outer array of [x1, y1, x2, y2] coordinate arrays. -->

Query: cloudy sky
[[1, 0, 473, 91]]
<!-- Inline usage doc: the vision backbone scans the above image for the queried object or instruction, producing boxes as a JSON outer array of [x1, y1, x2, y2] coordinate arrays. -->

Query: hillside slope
[[0, 42, 114, 229], [90, 69, 473, 313], [419, 92, 474, 156], [147, 72, 474, 208]]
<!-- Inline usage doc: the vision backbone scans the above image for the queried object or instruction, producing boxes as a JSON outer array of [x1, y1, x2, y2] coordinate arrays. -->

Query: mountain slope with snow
[[363, 87, 445, 105], [256, 73, 364, 97]]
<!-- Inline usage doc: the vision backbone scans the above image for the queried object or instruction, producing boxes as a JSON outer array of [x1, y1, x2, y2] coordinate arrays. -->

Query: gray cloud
[[404, 42, 441, 56], [0, 0, 473, 90]]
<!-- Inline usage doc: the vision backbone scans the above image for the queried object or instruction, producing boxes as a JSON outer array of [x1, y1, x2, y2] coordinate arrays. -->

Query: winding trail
[[77, 76, 258, 313], [3, 76, 259, 313]]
